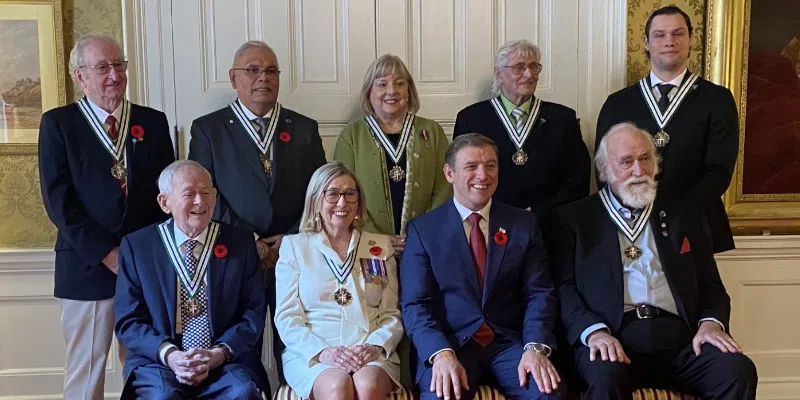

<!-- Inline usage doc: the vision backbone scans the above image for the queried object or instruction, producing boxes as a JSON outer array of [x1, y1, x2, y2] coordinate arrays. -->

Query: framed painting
[[706, 0, 800, 234], [0, 0, 66, 150]]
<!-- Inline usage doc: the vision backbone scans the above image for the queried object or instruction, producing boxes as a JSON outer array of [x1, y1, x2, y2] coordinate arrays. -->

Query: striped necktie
[[510, 107, 526, 134]]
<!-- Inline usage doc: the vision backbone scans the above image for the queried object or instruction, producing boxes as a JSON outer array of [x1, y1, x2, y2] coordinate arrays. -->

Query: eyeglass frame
[[322, 189, 360, 204], [78, 61, 129, 75], [232, 66, 282, 79], [501, 62, 543, 76]]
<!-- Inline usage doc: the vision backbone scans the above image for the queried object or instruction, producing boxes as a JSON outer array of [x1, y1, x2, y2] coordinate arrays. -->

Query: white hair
[[595, 122, 660, 184], [68, 35, 124, 81], [492, 39, 542, 96], [232, 40, 279, 68], [157, 160, 212, 194]]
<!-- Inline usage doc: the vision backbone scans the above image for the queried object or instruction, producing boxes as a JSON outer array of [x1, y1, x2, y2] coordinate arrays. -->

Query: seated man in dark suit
[[115, 160, 267, 399], [401, 133, 561, 400], [552, 122, 757, 399]]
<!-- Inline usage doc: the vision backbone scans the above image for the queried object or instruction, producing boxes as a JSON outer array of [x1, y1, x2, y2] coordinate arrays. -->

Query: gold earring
[[354, 215, 359, 220]]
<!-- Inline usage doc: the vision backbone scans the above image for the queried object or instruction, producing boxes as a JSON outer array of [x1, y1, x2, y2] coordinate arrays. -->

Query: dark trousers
[[124, 363, 262, 400], [575, 314, 757, 400], [419, 337, 563, 400]]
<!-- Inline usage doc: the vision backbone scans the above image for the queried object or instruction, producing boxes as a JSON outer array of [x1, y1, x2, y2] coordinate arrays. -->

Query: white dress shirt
[[649, 68, 688, 102], [87, 98, 127, 166]]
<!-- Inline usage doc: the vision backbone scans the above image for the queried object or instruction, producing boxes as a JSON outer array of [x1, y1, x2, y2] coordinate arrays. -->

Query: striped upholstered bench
[[273, 383, 697, 400]]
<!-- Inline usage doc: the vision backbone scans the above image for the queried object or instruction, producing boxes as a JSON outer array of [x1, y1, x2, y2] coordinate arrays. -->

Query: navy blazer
[[188, 105, 326, 238], [114, 221, 268, 391], [38, 101, 175, 300], [400, 200, 557, 381], [551, 194, 731, 348], [596, 75, 739, 253], [453, 99, 590, 226]]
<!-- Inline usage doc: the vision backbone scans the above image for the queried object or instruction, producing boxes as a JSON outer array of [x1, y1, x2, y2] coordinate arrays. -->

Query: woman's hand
[[318, 346, 362, 373], [390, 235, 406, 254], [351, 344, 383, 365]]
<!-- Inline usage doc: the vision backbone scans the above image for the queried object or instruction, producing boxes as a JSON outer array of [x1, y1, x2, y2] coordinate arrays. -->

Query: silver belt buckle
[[635, 305, 654, 319]]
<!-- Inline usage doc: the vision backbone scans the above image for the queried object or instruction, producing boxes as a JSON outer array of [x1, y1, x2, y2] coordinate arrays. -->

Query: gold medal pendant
[[372, 275, 382, 285], [111, 163, 128, 180], [333, 287, 352, 306], [624, 245, 643, 260], [389, 165, 405, 182], [260, 155, 272, 176], [653, 130, 670, 148], [188, 298, 201, 317], [512, 150, 528, 166]]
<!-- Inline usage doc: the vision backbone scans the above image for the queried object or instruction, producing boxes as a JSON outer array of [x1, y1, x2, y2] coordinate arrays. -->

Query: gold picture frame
[[706, 0, 800, 234], [0, 0, 66, 150]]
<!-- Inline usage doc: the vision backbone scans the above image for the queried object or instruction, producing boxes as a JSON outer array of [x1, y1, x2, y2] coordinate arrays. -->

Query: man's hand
[[693, 321, 741, 356], [102, 247, 120, 274], [390, 235, 406, 254], [262, 234, 285, 251], [350, 344, 383, 365], [318, 346, 362, 373], [586, 330, 631, 364], [517, 351, 560, 394], [165, 348, 210, 386], [430, 351, 469, 400], [256, 236, 281, 267]]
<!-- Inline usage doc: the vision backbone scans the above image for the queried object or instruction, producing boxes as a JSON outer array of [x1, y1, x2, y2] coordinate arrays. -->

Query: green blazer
[[334, 115, 452, 236]]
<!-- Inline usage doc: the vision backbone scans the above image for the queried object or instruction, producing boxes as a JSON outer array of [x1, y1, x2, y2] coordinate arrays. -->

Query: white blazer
[[274, 229, 404, 367]]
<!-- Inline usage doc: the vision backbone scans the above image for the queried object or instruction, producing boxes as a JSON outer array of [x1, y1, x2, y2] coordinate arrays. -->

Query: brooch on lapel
[[420, 129, 429, 141], [214, 244, 228, 258], [369, 245, 382, 256], [659, 211, 668, 237], [131, 125, 144, 150], [493, 228, 508, 245]]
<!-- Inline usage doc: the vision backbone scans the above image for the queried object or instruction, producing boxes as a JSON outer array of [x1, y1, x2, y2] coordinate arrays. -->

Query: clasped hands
[[165, 347, 227, 386], [256, 234, 284, 268], [318, 344, 383, 373]]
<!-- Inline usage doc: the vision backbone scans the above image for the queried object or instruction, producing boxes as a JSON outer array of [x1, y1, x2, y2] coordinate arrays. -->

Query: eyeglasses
[[232, 67, 281, 79], [323, 189, 359, 204], [502, 62, 543, 76], [80, 61, 129, 75]]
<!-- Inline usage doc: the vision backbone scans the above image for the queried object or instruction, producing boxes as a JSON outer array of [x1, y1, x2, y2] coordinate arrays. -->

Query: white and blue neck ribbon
[[157, 219, 220, 299], [76, 96, 131, 162], [365, 112, 415, 164], [489, 96, 541, 151], [229, 100, 281, 155], [323, 241, 361, 285], [638, 73, 698, 131], [599, 186, 653, 244]]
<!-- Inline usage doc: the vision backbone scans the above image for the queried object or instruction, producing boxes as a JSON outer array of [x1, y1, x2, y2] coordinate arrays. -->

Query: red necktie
[[467, 213, 494, 346], [106, 115, 127, 196]]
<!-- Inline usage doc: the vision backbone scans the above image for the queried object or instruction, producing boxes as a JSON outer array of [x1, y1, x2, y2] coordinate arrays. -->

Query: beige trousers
[[58, 297, 126, 400]]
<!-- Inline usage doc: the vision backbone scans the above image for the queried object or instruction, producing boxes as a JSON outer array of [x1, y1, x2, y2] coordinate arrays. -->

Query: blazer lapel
[[482, 204, 507, 304], [593, 199, 625, 298], [523, 100, 548, 149], [445, 202, 482, 299], [222, 107, 271, 189], [207, 245, 226, 337], [649, 202, 690, 320], [272, 108, 292, 186], [154, 221, 178, 335]]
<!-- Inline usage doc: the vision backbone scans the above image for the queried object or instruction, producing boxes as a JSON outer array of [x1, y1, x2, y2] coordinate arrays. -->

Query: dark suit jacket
[[38, 101, 175, 300], [551, 194, 731, 348], [453, 98, 590, 227], [400, 199, 557, 382], [188, 105, 326, 238], [114, 220, 268, 392], [596, 75, 739, 253]]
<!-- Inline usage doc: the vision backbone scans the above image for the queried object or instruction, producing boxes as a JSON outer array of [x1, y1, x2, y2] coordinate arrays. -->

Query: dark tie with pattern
[[105, 115, 127, 196], [467, 213, 495, 346], [656, 83, 676, 113], [253, 117, 268, 140], [181, 239, 212, 350]]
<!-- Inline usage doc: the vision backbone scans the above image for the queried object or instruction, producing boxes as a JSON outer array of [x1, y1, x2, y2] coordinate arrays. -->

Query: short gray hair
[[492, 40, 541, 96], [445, 133, 499, 168], [595, 122, 660, 184], [232, 40, 278, 68], [157, 160, 212, 194], [68, 35, 124, 81]]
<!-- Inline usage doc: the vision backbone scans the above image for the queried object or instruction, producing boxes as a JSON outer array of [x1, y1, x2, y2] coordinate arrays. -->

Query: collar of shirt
[[649, 68, 688, 89], [87, 97, 123, 125], [173, 223, 210, 256], [499, 93, 533, 116], [237, 98, 274, 120], [607, 188, 645, 223], [453, 197, 492, 223]]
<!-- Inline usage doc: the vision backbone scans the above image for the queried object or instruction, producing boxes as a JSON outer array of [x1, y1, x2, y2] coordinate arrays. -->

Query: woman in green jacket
[[334, 54, 451, 254]]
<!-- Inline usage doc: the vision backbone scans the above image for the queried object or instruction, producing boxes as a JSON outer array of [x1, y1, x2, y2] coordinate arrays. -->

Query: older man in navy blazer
[[400, 134, 561, 400], [38, 35, 174, 399], [115, 160, 267, 399]]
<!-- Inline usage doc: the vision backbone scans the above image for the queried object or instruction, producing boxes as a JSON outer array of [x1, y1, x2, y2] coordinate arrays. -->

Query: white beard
[[613, 176, 657, 209]]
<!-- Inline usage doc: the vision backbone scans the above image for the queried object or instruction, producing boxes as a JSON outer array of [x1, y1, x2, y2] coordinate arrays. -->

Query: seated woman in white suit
[[275, 161, 404, 400]]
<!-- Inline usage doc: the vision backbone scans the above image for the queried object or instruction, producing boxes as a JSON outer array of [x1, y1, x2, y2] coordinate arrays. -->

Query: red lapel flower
[[214, 244, 228, 258], [493, 229, 508, 245], [369, 246, 382, 256], [131, 125, 144, 140], [279, 132, 291, 143]]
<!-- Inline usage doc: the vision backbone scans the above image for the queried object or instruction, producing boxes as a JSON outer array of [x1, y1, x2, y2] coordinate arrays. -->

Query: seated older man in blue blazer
[[115, 160, 267, 399], [400, 133, 562, 400]]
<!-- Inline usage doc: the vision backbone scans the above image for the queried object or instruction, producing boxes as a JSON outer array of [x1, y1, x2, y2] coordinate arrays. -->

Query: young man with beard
[[551, 123, 757, 399]]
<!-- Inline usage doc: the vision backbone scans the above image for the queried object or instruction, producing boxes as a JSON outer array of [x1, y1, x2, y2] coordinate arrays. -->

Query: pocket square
[[680, 237, 691, 254]]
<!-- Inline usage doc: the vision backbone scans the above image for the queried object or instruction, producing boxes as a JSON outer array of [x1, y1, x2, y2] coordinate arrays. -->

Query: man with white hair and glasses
[[551, 123, 756, 399], [39, 34, 175, 399]]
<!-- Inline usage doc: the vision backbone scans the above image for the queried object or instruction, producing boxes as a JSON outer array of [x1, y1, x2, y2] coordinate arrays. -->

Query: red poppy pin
[[131, 125, 144, 142], [214, 244, 228, 258], [369, 246, 382, 256], [279, 132, 292, 143], [493, 228, 508, 245]]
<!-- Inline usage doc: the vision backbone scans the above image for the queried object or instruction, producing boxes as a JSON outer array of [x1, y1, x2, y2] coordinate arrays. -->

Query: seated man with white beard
[[550, 123, 757, 399]]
